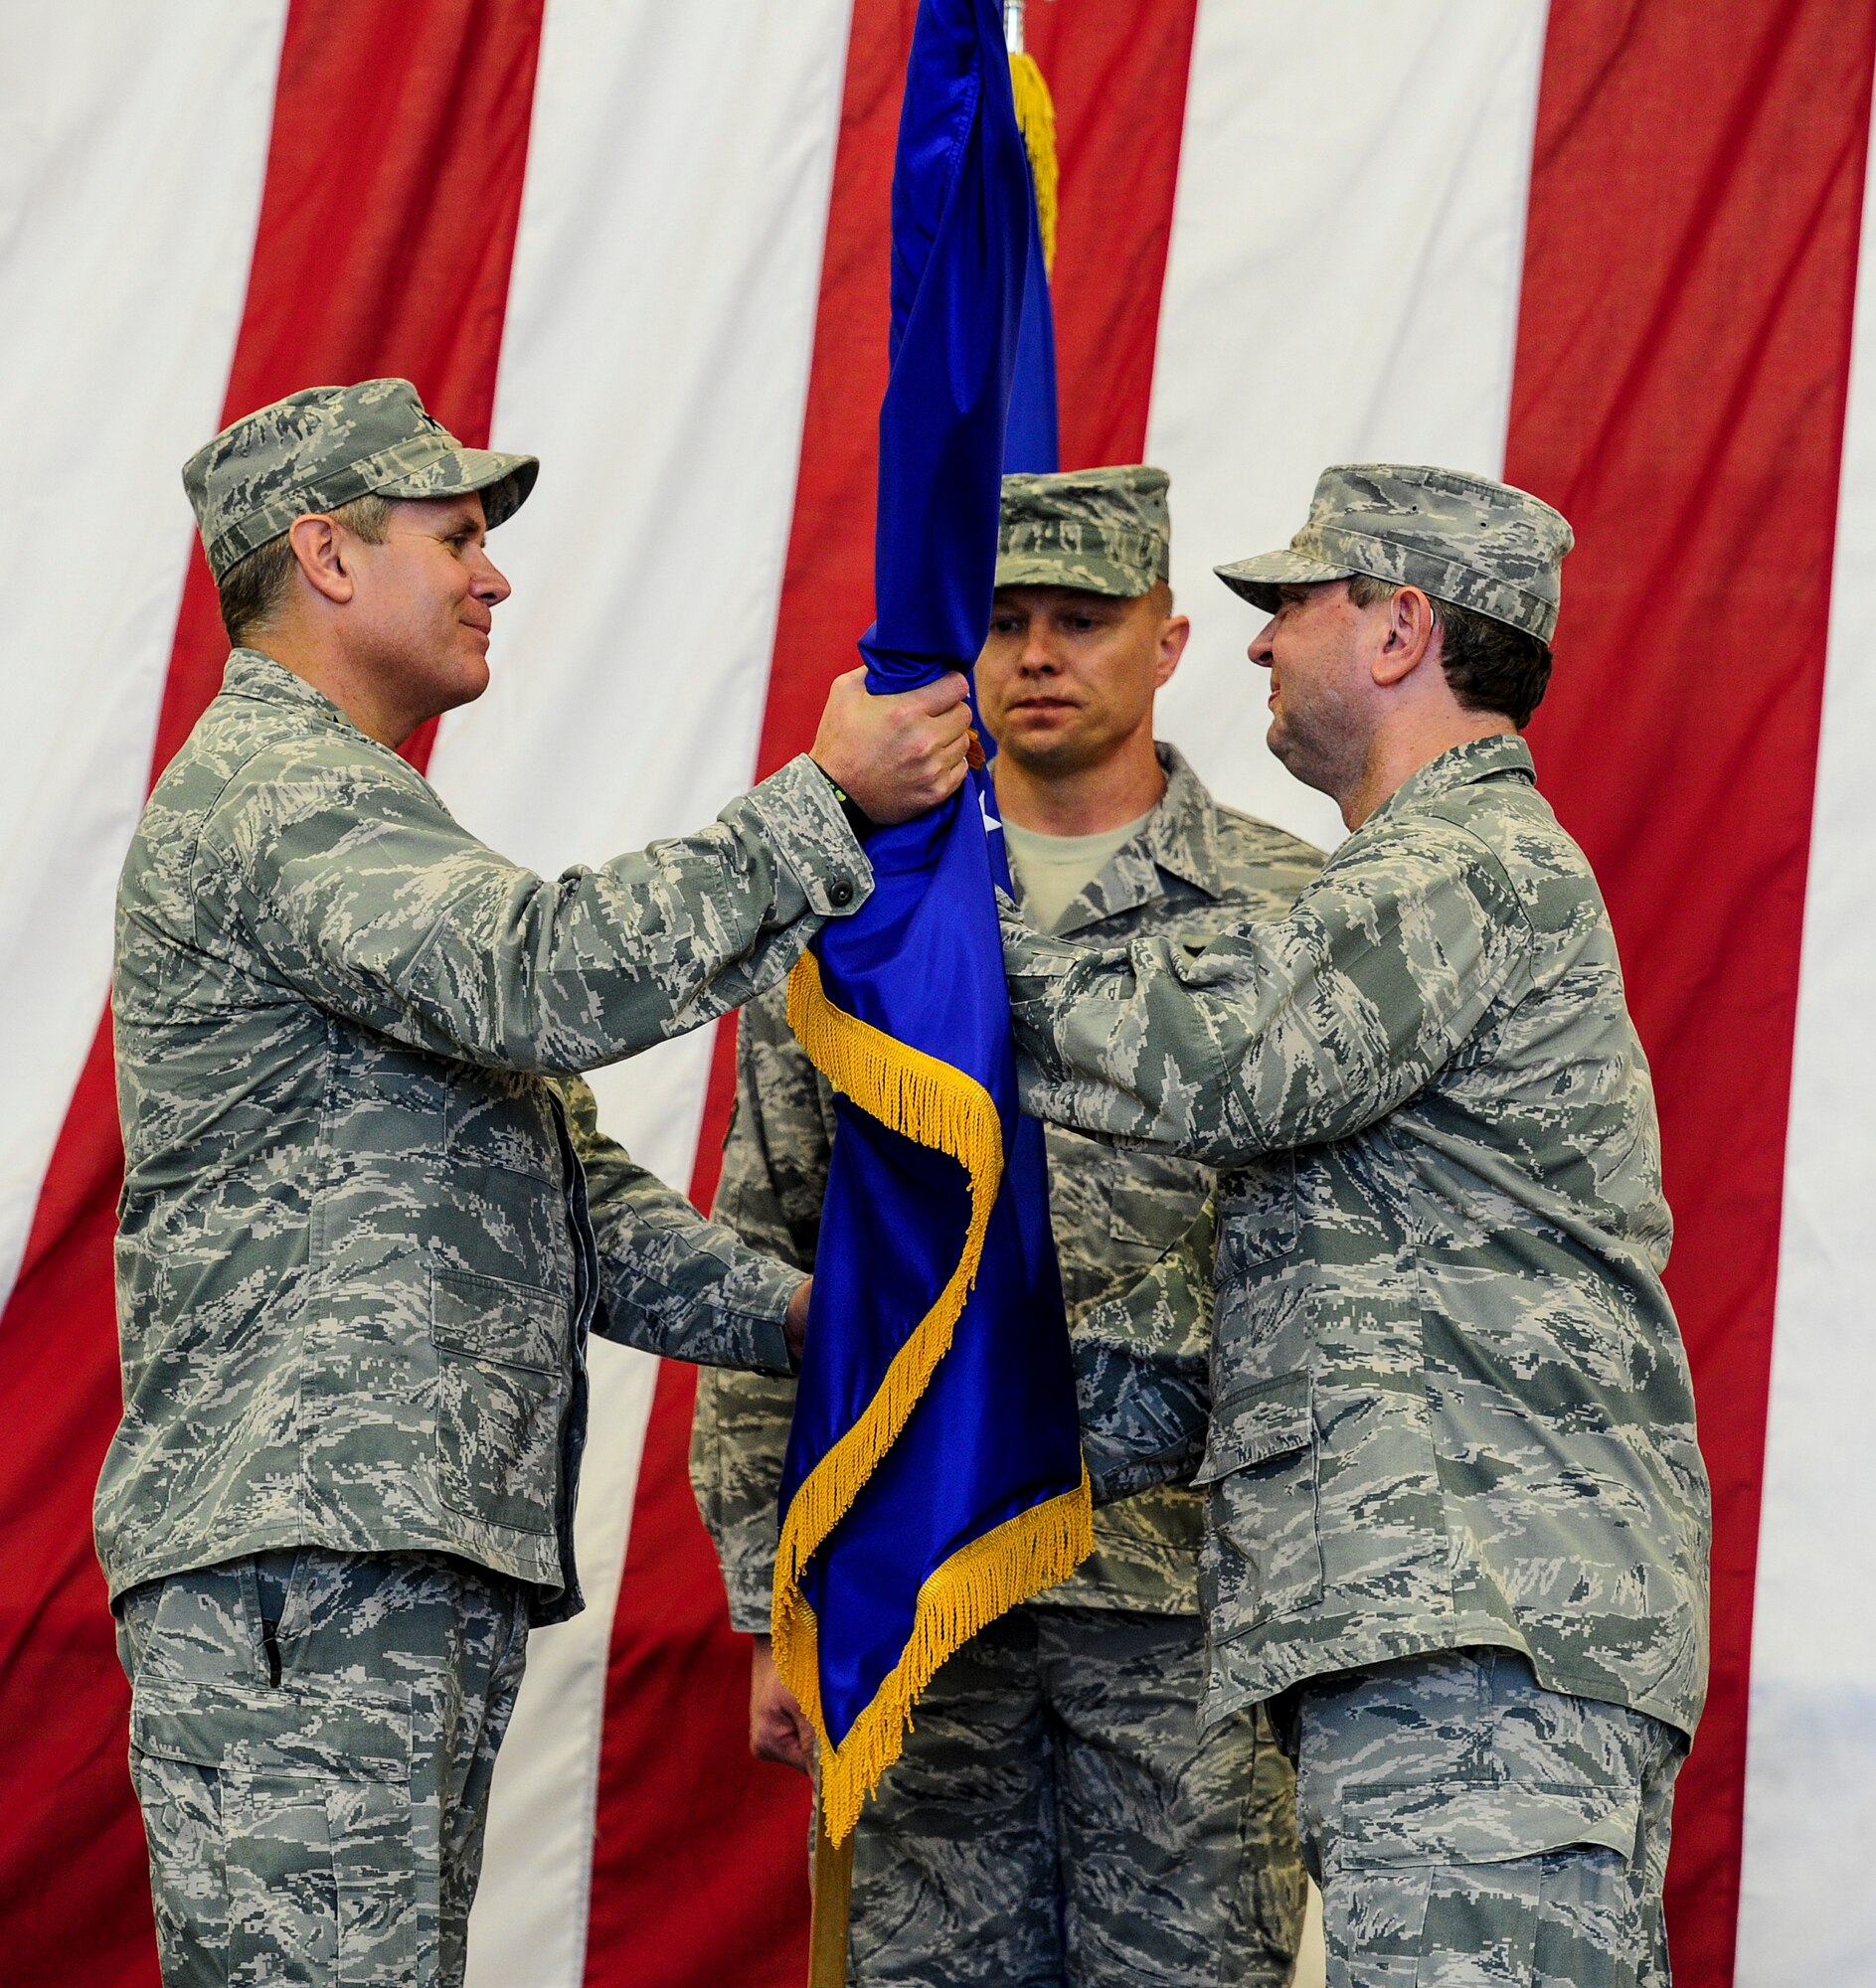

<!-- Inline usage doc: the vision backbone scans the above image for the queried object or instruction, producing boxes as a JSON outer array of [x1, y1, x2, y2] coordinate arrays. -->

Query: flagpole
[[807, 1801, 855, 1988]]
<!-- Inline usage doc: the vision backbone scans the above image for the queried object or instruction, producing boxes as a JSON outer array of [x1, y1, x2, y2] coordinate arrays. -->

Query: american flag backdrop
[[4, 4, 1875, 1984]]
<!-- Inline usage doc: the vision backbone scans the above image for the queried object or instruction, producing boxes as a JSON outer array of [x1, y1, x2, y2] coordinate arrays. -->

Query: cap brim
[[993, 554, 1147, 597], [376, 446, 540, 530], [1213, 550, 1354, 615]]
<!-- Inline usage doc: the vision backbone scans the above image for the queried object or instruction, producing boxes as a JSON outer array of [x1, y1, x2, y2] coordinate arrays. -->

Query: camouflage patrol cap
[[1215, 463, 1573, 642], [997, 464, 1171, 597], [184, 378, 539, 581]]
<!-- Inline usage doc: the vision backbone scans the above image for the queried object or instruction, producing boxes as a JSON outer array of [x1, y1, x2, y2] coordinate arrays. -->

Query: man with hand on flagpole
[[101, 378, 970, 1988], [692, 467, 1319, 1988], [1004, 465, 1711, 1988]]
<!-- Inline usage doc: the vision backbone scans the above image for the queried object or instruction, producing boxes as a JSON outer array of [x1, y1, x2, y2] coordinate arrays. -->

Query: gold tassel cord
[[776, 949, 1095, 1839], [1008, 52, 1058, 274]]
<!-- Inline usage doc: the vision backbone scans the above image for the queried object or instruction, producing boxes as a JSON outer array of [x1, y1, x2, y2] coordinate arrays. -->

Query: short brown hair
[[1345, 573, 1552, 729], [216, 493, 395, 644]]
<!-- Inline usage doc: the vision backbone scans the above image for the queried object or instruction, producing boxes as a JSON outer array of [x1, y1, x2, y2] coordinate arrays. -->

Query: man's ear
[[286, 514, 357, 607], [1153, 612, 1191, 690], [1370, 586, 1438, 690]]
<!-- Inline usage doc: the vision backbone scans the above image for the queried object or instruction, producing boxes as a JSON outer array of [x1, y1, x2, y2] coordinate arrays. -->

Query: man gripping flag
[[773, 0, 1092, 1843]]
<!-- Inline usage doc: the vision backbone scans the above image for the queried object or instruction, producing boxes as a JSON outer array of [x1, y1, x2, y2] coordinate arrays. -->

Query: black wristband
[[811, 760, 878, 842]]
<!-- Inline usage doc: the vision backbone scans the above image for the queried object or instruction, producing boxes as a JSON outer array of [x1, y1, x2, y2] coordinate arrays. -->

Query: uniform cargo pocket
[[130, 1679, 411, 1780], [1335, 1778, 1641, 1868], [431, 1264, 569, 1537], [325, 1094, 444, 1163], [1196, 1371, 1324, 1634], [131, 1679, 417, 1987]]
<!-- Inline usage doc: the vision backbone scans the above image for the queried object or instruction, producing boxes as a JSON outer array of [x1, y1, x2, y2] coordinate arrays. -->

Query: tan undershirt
[[1001, 810, 1152, 935]]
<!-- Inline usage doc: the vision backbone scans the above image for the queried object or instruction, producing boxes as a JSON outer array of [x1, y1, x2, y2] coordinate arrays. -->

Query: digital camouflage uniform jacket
[[690, 746, 1321, 1630], [1004, 736, 1712, 1740], [99, 649, 873, 1623]]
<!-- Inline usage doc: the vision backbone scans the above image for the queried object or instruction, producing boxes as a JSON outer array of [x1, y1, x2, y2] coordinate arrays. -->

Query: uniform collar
[[1048, 743, 1225, 935], [221, 646, 364, 736], [1368, 733, 1535, 827]]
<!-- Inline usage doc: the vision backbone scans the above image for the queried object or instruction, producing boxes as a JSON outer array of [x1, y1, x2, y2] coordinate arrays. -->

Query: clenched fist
[[811, 667, 973, 825], [749, 1634, 814, 1775]]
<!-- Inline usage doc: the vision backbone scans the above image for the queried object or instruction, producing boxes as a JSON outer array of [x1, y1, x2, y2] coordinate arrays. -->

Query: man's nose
[[1247, 618, 1277, 669], [474, 554, 512, 605], [1019, 630, 1059, 672]]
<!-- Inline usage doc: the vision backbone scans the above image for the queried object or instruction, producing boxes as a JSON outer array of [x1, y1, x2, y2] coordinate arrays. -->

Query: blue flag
[[772, 0, 1089, 1842]]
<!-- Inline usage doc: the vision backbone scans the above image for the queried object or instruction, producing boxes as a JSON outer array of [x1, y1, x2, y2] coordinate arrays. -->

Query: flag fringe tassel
[[783, 1466, 1093, 1844], [776, 947, 1094, 1840], [1008, 51, 1058, 272], [777, 948, 1003, 1575]]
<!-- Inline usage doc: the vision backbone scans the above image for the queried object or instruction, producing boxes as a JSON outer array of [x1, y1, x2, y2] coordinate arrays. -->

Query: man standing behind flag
[[692, 466, 1319, 1988], [1004, 466, 1711, 1987]]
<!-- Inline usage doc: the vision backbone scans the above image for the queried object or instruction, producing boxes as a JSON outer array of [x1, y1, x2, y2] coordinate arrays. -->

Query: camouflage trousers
[[114, 1548, 530, 1988], [847, 1604, 1306, 1987], [1273, 1648, 1686, 1988]]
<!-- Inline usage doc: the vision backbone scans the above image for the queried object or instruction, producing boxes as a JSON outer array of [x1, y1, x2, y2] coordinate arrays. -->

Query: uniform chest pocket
[[1195, 1371, 1324, 1639], [431, 1265, 569, 1537], [1219, 1154, 1299, 1273]]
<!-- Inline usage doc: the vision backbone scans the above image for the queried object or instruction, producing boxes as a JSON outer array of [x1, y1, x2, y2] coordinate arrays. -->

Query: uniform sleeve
[[1003, 815, 1532, 1168], [1072, 1194, 1215, 1504], [209, 745, 871, 1074], [558, 1077, 799, 1376], [710, 977, 840, 1268], [689, 1368, 799, 1634], [687, 980, 837, 1633]]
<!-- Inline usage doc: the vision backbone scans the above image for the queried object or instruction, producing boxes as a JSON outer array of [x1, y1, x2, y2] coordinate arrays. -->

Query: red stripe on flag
[[1504, 5, 1876, 1980], [0, 8, 545, 1982]]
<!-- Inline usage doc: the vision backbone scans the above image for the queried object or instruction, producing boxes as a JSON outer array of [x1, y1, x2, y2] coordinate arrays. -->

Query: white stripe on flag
[[426, 0, 852, 1189], [0, 4, 286, 1307], [1735, 77, 1876, 1985], [467, 1338, 659, 1988], [437, 3, 853, 1980], [1144, 0, 1550, 855]]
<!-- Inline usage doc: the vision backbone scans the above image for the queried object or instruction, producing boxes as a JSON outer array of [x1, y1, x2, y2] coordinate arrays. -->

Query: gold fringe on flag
[[776, 948, 1094, 1841], [781, 1466, 1094, 1846], [1008, 51, 1058, 273]]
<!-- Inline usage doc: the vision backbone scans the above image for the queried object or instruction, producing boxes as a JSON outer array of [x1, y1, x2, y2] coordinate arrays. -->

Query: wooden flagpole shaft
[[807, 1805, 855, 1988]]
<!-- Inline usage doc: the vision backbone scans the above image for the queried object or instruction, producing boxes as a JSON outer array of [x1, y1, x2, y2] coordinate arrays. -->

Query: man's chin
[[1267, 722, 1312, 784], [998, 733, 1098, 776], [997, 708, 1100, 754], [1268, 728, 1343, 802], [434, 659, 491, 714]]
